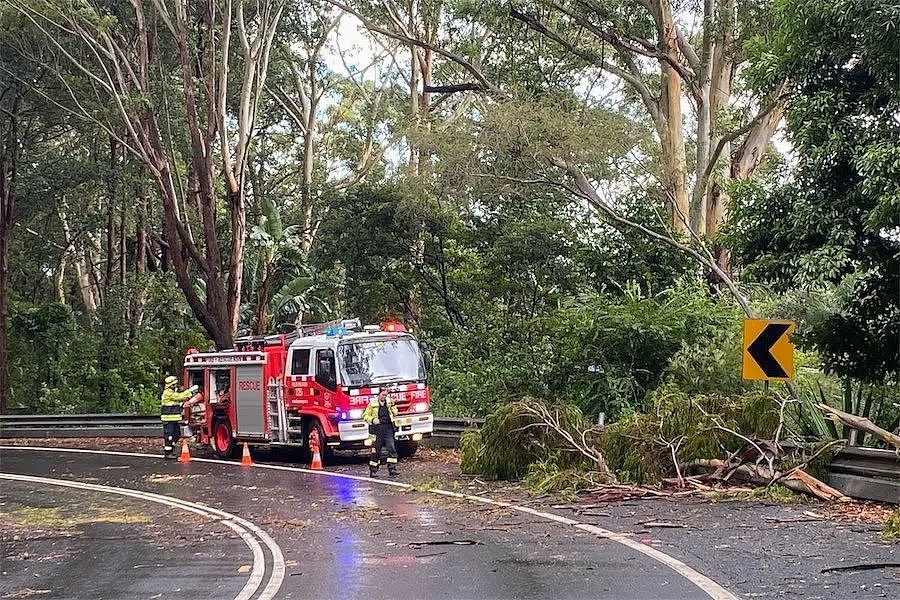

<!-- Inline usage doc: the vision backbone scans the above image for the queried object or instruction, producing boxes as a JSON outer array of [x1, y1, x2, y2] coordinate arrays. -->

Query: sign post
[[742, 319, 795, 381]]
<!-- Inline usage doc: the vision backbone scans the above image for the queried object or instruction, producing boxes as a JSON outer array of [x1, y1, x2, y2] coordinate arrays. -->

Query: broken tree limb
[[725, 463, 847, 501], [688, 458, 849, 502], [816, 404, 900, 449], [781, 468, 849, 502]]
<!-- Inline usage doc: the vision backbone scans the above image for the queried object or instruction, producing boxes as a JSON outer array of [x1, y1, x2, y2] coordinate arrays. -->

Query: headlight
[[349, 408, 364, 419], [413, 402, 430, 414]]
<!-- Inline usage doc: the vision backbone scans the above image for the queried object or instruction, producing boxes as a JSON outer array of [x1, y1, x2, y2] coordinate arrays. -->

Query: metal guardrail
[[3, 414, 894, 503], [826, 446, 899, 504], [0, 413, 483, 445]]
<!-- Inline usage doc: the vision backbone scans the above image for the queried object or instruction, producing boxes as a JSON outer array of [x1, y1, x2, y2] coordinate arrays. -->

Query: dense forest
[[0, 0, 897, 467]]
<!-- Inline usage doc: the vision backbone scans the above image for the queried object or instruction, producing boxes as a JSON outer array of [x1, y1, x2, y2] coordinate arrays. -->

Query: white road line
[[1, 445, 736, 600], [429, 489, 738, 600], [0, 471, 283, 600]]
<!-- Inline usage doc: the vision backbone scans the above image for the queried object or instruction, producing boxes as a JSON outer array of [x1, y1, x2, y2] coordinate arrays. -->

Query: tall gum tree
[[323, 0, 461, 328], [325, 0, 764, 312], [266, 3, 391, 255], [10, 0, 285, 348], [332, 0, 785, 265], [506, 0, 786, 245]]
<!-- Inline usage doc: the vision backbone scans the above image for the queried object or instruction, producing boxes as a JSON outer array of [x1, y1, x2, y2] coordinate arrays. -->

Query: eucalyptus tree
[[8, 0, 285, 348], [264, 1, 397, 255]]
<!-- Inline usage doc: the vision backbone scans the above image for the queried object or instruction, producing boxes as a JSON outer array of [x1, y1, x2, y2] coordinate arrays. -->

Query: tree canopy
[[0, 0, 896, 422]]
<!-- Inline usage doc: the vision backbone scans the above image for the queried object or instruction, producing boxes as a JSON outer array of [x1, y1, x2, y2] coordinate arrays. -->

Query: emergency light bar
[[381, 320, 406, 332]]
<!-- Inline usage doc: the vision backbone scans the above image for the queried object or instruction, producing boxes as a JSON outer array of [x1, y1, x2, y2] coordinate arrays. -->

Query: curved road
[[1, 447, 732, 599]]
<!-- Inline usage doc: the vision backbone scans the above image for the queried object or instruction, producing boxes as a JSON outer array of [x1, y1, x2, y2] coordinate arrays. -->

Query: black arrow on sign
[[747, 323, 790, 378]]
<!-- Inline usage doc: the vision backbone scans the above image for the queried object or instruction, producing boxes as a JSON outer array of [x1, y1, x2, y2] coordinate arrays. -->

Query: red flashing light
[[382, 320, 406, 332], [186, 347, 199, 355]]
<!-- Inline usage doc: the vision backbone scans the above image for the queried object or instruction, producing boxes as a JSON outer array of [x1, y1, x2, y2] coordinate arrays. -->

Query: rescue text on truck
[[180, 319, 434, 464]]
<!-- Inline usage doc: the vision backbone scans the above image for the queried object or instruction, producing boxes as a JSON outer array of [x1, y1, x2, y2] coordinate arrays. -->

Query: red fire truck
[[180, 318, 433, 463]]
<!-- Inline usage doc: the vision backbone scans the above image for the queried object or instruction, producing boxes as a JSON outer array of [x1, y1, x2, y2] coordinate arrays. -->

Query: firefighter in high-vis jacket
[[363, 389, 399, 477], [160, 375, 196, 458]]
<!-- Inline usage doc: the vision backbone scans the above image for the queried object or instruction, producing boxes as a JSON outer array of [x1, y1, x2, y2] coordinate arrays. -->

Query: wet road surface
[[0, 447, 722, 599], [1, 479, 248, 599]]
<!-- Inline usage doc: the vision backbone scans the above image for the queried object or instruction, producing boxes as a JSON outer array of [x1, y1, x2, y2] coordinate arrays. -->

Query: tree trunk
[[118, 191, 126, 285], [0, 90, 19, 414], [58, 201, 98, 313], [300, 104, 316, 254], [0, 204, 8, 415], [731, 100, 785, 180], [226, 188, 245, 342], [658, 2, 689, 235], [0, 144, 11, 416], [53, 254, 67, 304], [86, 229, 103, 308], [130, 184, 149, 338], [105, 137, 117, 287], [253, 263, 273, 335]]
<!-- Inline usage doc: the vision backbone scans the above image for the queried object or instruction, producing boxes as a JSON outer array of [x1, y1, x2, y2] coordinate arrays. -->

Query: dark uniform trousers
[[162, 421, 180, 456], [370, 402, 398, 474], [161, 403, 182, 457]]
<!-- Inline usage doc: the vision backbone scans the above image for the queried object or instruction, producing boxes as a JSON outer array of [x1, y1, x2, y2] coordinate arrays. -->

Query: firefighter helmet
[[164, 376, 178, 387]]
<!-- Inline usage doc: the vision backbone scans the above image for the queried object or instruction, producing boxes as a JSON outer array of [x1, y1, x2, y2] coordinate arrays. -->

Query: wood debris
[[639, 521, 686, 528]]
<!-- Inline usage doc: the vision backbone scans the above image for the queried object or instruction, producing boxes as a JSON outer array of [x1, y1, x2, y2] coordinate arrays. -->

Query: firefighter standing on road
[[160, 375, 196, 458], [364, 389, 399, 477]]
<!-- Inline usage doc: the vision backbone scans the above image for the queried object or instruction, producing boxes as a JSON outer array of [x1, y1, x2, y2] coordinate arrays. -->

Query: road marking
[[0, 471, 284, 600], [429, 489, 737, 600], [2, 445, 735, 600]]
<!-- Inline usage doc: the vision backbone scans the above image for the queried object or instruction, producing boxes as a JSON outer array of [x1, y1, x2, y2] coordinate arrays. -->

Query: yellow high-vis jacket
[[160, 387, 192, 422], [362, 398, 399, 427]]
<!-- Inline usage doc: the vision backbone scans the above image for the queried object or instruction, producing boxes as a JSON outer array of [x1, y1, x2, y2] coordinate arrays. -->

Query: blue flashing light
[[326, 326, 347, 337]]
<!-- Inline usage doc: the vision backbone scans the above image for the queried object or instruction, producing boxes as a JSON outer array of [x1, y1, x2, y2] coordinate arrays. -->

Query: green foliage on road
[[883, 510, 900, 539], [460, 387, 781, 486], [460, 398, 597, 480], [599, 386, 780, 484]]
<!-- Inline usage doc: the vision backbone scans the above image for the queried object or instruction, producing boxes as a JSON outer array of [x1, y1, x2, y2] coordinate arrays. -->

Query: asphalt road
[[1, 480, 249, 599], [0, 447, 725, 600]]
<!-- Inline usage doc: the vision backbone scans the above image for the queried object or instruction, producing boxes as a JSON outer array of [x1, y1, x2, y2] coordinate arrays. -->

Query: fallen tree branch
[[781, 469, 849, 502], [821, 562, 900, 573], [688, 458, 849, 502], [771, 440, 846, 487], [516, 402, 617, 483], [817, 404, 900, 449]]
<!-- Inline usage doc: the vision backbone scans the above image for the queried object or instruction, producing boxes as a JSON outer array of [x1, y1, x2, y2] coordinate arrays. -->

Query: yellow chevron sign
[[742, 319, 795, 381]]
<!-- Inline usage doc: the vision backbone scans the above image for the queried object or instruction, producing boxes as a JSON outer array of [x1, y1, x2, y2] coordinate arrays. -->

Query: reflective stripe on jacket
[[160, 387, 191, 422]]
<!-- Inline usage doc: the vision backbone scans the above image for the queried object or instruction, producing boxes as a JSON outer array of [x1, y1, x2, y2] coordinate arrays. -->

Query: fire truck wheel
[[305, 420, 333, 464], [397, 440, 418, 458], [212, 419, 237, 459]]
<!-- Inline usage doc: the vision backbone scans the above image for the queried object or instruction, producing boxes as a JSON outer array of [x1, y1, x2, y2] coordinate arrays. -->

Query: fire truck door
[[234, 365, 266, 437]]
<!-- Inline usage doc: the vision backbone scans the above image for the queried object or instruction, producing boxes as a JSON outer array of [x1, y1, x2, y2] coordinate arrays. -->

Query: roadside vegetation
[[0, 1, 896, 499]]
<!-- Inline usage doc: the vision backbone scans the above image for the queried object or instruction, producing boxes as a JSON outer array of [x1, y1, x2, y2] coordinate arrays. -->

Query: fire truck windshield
[[338, 338, 426, 386]]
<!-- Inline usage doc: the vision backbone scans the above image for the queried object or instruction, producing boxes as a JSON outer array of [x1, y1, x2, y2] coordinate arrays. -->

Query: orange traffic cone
[[177, 439, 191, 463], [309, 446, 323, 470], [241, 442, 253, 466]]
